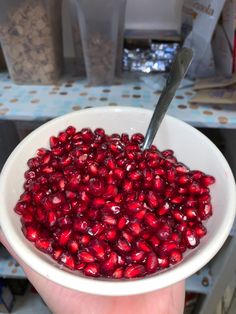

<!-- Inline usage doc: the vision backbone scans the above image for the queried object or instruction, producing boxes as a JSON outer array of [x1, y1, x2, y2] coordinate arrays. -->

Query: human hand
[[0, 230, 185, 314]]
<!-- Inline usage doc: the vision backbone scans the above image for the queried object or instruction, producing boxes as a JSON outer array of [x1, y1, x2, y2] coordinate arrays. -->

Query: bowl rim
[[0, 106, 235, 296]]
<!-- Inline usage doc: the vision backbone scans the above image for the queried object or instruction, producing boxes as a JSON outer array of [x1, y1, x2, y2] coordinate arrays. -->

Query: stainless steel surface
[[142, 47, 193, 150]]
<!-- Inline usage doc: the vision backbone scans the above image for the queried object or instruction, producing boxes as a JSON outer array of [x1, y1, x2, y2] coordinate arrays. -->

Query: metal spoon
[[142, 47, 193, 150]]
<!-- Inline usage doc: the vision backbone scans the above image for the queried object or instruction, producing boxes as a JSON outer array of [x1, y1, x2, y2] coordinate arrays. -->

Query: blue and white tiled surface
[[0, 72, 236, 128]]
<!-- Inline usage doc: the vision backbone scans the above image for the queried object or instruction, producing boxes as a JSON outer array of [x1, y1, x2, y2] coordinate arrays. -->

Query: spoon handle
[[142, 48, 193, 150]]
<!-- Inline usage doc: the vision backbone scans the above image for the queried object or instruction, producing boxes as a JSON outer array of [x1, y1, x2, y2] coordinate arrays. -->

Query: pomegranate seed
[[145, 213, 158, 228], [158, 256, 169, 269], [84, 263, 99, 277], [60, 253, 75, 270], [117, 238, 131, 252], [137, 239, 152, 252], [113, 168, 125, 180], [118, 216, 129, 230], [199, 203, 212, 220], [80, 235, 91, 245], [122, 230, 134, 243], [131, 133, 144, 144], [124, 265, 146, 278], [149, 235, 160, 250], [128, 170, 142, 181], [122, 180, 133, 193], [129, 221, 141, 236], [184, 207, 198, 220], [156, 225, 172, 241], [193, 223, 207, 238], [146, 252, 158, 273], [22, 225, 39, 242], [73, 219, 89, 233], [146, 191, 158, 208], [184, 228, 200, 249], [103, 184, 118, 199], [35, 238, 53, 253], [68, 240, 79, 254], [102, 214, 117, 226], [112, 267, 124, 279], [89, 223, 105, 236], [153, 175, 165, 191], [78, 251, 95, 263], [130, 250, 146, 263], [90, 240, 106, 260], [169, 249, 183, 264], [58, 229, 72, 246], [105, 229, 117, 241], [201, 175, 215, 186], [102, 252, 118, 273]]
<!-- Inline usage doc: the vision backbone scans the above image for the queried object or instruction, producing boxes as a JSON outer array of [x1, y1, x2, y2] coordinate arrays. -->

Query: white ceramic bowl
[[0, 107, 235, 296]]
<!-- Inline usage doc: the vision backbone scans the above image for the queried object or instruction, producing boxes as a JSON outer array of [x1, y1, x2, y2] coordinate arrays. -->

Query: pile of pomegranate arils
[[14, 126, 215, 279]]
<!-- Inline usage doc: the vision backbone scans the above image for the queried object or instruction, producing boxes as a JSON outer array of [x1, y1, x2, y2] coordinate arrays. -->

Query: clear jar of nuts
[[73, 0, 126, 86], [0, 0, 63, 84]]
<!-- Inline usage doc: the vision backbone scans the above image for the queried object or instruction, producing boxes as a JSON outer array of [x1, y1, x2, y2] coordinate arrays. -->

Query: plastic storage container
[[74, 0, 126, 86], [0, 0, 63, 85], [0, 45, 6, 70], [69, 0, 86, 77]]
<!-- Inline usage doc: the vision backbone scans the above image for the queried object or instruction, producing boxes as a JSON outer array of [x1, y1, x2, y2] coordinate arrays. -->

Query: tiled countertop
[[0, 72, 236, 128]]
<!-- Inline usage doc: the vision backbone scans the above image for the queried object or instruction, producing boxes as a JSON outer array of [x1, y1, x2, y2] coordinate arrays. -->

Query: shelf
[[0, 72, 236, 128], [11, 287, 50, 314], [0, 246, 25, 279]]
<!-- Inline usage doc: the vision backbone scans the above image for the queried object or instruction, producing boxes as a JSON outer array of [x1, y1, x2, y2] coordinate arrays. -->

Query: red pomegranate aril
[[84, 263, 99, 277], [112, 267, 124, 279], [199, 203, 212, 220], [113, 168, 125, 180], [52, 247, 63, 261], [90, 240, 106, 260], [122, 230, 134, 243], [68, 240, 79, 254], [80, 235, 91, 245], [188, 182, 201, 194], [134, 208, 146, 220], [105, 229, 117, 242], [130, 250, 146, 263], [171, 195, 185, 204], [104, 184, 118, 199], [73, 219, 89, 233], [193, 223, 207, 238], [102, 214, 117, 226], [102, 252, 118, 273], [201, 175, 215, 186], [131, 133, 144, 144], [166, 168, 176, 183], [118, 216, 129, 230], [58, 229, 72, 246], [122, 180, 133, 193], [92, 197, 106, 208], [127, 201, 143, 213], [146, 191, 158, 208], [35, 238, 53, 253], [146, 252, 158, 273], [16, 126, 215, 279], [124, 265, 146, 278], [117, 238, 131, 252], [145, 213, 158, 229], [184, 228, 200, 249], [60, 253, 75, 270], [129, 221, 141, 236], [169, 249, 183, 265], [184, 207, 198, 220], [22, 225, 39, 242], [137, 239, 152, 253], [158, 256, 169, 269], [149, 235, 160, 250], [78, 251, 95, 263], [89, 223, 105, 236]]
